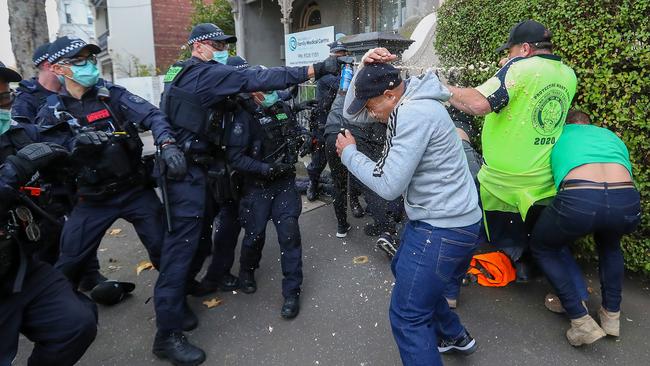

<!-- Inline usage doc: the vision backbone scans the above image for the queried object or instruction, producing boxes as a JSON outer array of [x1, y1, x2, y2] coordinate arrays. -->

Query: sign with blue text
[[285, 26, 335, 67]]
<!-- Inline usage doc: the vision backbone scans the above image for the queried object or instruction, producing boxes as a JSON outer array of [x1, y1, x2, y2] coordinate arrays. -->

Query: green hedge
[[435, 0, 650, 274]]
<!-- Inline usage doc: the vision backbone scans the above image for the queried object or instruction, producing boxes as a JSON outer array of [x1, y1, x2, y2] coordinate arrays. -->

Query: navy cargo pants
[[204, 199, 242, 281], [0, 262, 97, 366], [55, 186, 164, 284], [156, 164, 210, 332], [239, 176, 303, 298]]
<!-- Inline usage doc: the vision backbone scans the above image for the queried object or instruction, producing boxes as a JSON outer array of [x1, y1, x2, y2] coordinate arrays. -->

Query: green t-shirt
[[551, 124, 633, 188], [475, 54, 577, 219]]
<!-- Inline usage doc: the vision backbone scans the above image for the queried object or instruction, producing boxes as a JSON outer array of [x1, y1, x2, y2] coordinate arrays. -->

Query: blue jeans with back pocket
[[389, 220, 481, 366], [530, 184, 641, 319]]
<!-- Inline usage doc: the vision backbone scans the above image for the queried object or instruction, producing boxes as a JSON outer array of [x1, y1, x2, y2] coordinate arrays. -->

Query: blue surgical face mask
[[0, 109, 12, 135], [260, 91, 279, 108], [212, 50, 229, 64], [69, 63, 100, 87], [57, 75, 65, 85]]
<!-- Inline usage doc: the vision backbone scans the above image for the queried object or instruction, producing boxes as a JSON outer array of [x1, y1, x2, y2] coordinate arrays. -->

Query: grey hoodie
[[341, 70, 482, 228]]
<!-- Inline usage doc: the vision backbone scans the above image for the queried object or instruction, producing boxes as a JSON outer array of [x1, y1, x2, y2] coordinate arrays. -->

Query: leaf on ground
[[202, 298, 223, 309], [108, 228, 122, 236], [136, 261, 155, 275], [353, 256, 369, 264]]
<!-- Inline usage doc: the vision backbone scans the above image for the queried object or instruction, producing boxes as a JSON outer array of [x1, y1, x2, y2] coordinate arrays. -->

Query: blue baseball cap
[[226, 56, 249, 69], [329, 40, 348, 53], [32, 43, 51, 66], [47, 36, 101, 64], [188, 23, 237, 45], [347, 63, 402, 115], [0, 61, 21, 82]]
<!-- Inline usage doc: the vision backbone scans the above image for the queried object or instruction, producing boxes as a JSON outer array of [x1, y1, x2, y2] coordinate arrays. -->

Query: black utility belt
[[78, 174, 145, 200]]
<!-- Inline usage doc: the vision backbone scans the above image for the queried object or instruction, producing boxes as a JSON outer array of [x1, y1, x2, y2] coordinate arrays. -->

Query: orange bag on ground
[[467, 252, 516, 287]]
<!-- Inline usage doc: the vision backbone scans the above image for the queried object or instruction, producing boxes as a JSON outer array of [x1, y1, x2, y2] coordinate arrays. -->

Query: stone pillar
[[277, 0, 294, 35]]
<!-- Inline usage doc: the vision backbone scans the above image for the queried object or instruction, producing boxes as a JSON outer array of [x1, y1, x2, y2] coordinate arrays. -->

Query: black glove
[[7, 142, 70, 183], [160, 141, 187, 180], [73, 131, 110, 150], [267, 162, 295, 180], [312, 55, 340, 79]]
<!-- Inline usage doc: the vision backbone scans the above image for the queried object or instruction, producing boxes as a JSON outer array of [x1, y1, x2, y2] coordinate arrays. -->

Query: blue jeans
[[390, 220, 481, 366], [531, 185, 641, 318]]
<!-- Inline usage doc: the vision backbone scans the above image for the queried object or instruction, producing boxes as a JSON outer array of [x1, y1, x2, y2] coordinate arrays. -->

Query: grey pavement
[[15, 198, 650, 366]]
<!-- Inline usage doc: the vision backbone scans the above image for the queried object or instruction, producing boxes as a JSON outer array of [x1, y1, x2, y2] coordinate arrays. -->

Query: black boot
[[182, 301, 198, 332], [239, 270, 257, 294], [281, 294, 300, 319], [152, 330, 206, 366], [306, 181, 319, 201], [78, 271, 108, 292], [192, 273, 240, 297], [185, 279, 201, 296]]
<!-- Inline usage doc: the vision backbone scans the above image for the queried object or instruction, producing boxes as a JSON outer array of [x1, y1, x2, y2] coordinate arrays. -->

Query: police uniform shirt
[[164, 57, 310, 147], [36, 83, 175, 147], [225, 97, 269, 177], [11, 78, 57, 124]]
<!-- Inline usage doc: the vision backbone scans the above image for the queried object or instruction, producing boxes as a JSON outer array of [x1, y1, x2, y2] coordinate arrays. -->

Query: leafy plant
[[436, 0, 650, 274]]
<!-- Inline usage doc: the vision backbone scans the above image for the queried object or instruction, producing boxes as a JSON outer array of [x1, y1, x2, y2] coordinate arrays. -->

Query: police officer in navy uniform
[[157, 23, 339, 364], [228, 86, 305, 319], [188, 56, 252, 297], [11, 43, 61, 124], [305, 40, 348, 201], [1, 59, 108, 293], [0, 141, 98, 366], [35, 34, 187, 353]]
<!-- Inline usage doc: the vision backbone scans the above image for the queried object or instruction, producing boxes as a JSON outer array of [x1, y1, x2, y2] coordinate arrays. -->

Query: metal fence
[[294, 81, 318, 130]]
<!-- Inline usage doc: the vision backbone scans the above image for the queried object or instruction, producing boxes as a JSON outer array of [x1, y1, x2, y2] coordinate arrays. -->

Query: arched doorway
[[299, 2, 321, 30]]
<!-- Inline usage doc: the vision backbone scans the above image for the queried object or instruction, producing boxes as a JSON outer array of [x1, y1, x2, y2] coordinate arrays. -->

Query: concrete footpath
[[15, 199, 650, 366]]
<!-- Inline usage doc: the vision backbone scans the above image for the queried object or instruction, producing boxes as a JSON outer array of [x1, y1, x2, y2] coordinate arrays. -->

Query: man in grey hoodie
[[336, 52, 482, 366]]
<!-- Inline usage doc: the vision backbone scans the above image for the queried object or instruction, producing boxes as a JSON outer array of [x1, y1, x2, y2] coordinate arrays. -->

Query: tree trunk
[[7, 0, 49, 79]]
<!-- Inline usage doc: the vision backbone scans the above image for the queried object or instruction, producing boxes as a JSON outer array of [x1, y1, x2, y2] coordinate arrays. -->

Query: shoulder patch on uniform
[[233, 123, 243, 135], [127, 94, 146, 104], [163, 66, 183, 83]]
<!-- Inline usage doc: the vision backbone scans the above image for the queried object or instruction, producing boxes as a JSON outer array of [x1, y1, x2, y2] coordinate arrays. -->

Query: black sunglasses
[[58, 54, 98, 67]]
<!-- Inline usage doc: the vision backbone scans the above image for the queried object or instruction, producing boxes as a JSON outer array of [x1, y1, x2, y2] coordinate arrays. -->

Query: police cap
[[226, 56, 249, 69], [329, 40, 348, 53], [32, 43, 51, 67], [90, 280, 136, 306], [47, 36, 101, 64], [188, 23, 237, 45]]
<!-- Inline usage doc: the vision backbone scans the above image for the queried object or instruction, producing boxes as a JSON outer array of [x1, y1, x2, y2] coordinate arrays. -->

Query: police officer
[[229, 87, 304, 319], [158, 22, 339, 364], [305, 40, 348, 201], [35, 33, 187, 348], [0, 141, 98, 366], [189, 56, 251, 297], [1, 60, 105, 292], [11, 43, 60, 124]]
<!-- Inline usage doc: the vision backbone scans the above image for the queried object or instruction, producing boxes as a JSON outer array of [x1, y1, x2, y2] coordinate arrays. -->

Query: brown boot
[[566, 315, 606, 346], [598, 307, 620, 337]]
